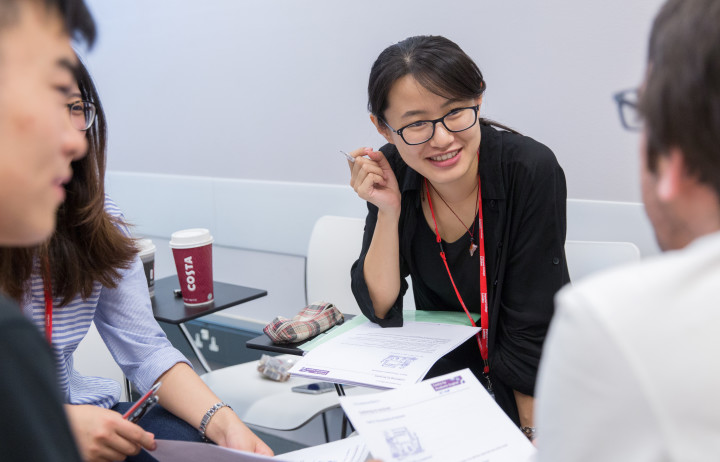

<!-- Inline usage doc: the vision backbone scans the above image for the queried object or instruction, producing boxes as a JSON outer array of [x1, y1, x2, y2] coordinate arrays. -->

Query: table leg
[[332, 383, 356, 438], [179, 322, 212, 373], [321, 412, 329, 443], [340, 412, 355, 439]]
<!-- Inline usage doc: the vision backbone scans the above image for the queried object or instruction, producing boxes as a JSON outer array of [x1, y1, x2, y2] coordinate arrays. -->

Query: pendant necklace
[[426, 179, 480, 256]]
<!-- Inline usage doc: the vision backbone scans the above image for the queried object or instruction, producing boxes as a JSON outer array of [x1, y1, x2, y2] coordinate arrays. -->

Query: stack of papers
[[289, 320, 480, 389], [340, 369, 536, 462], [279, 436, 369, 461], [150, 440, 274, 461], [150, 437, 369, 462]]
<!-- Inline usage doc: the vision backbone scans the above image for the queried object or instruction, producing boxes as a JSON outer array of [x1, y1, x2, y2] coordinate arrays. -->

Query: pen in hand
[[340, 150, 356, 163], [340, 149, 355, 164], [341, 149, 373, 163]]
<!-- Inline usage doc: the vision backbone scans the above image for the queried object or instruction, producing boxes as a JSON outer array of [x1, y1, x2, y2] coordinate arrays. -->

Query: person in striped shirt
[[0, 59, 272, 461]]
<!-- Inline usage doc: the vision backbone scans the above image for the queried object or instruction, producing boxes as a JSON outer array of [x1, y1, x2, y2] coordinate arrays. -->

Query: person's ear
[[370, 114, 394, 145], [655, 148, 689, 202]]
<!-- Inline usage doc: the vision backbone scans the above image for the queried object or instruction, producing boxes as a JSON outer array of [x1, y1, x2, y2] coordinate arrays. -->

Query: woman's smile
[[428, 148, 461, 164]]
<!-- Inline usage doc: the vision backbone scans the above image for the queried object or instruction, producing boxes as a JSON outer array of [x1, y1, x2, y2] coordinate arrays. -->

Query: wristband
[[199, 402, 232, 441], [521, 426, 536, 441]]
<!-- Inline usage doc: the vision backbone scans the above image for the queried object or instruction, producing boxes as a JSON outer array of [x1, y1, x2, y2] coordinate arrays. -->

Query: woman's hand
[[205, 407, 273, 456], [65, 404, 156, 462], [347, 147, 403, 315], [150, 363, 273, 456], [347, 147, 401, 217]]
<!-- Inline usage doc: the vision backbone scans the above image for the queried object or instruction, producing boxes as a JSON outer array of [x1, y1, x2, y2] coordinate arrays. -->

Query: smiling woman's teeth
[[430, 150, 458, 162]]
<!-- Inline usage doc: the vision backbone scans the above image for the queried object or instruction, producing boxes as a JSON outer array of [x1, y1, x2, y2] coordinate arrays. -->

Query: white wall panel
[[86, 0, 664, 203]]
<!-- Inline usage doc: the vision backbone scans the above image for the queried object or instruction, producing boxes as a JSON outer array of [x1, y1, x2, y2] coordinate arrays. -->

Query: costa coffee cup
[[169, 228, 214, 306], [137, 238, 156, 299]]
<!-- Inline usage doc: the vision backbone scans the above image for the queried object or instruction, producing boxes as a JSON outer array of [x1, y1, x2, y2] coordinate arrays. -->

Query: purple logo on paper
[[431, 375, 465, 392], [299, 367, 330, 376]]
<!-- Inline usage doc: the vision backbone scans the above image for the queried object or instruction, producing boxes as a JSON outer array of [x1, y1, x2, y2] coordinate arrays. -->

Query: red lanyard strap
[[424, 174, 490, 374], [42, 256, 53, 344]]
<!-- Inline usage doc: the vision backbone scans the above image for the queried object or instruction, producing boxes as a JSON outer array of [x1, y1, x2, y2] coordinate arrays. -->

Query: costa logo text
[[184, 256, 197, 291]]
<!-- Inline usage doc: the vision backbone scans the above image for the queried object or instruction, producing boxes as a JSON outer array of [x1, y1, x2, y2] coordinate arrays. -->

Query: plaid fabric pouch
[[263, 302, 345, 344]]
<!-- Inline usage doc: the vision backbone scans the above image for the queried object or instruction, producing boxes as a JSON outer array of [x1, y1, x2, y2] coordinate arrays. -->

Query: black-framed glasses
[[384, 105, 480, 145], [67, 100, 97, 131], [613, 89, 642, 132]]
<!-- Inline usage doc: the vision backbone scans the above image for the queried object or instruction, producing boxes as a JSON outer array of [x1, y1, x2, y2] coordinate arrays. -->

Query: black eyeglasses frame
[[384, 105, 481, 146], [613, 89, 642, 132]]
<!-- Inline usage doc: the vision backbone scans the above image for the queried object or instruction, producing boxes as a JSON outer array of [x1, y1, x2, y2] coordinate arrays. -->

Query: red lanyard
[[424, 175, 490, 375], [42, 257, 53, 344]]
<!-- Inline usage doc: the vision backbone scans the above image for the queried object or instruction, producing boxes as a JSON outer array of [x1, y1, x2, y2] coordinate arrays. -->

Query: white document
[[289, 321, 480, 389], [150, 440, 275, 461], [278, 436, 370, 462], [340, 369, 536, 462], [150, 437, 369, 462]]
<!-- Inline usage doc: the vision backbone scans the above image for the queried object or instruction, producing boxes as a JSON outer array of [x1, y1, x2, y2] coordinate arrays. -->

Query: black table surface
[[152, 276, 267, 324], [246, 314, 355, 356]]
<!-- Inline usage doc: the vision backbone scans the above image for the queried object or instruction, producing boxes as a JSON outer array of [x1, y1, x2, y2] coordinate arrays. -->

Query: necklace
[[426, 180, 480, 256]]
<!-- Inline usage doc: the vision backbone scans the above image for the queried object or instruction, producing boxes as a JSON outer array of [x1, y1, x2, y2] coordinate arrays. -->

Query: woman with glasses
[[0, 60, 272, 461], [348, 35, 569, 435]]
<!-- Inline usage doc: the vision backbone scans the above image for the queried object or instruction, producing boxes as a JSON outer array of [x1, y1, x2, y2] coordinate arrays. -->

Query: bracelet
[[521, 426, 537, 441], [199, 402, 232, 441]]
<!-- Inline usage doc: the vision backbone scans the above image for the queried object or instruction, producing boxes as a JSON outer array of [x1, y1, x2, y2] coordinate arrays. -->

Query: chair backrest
[[73, 322, 128, 400], [306, 216, 416, 315], [305, 216, 366, 315], [565, 240, 641, 282]]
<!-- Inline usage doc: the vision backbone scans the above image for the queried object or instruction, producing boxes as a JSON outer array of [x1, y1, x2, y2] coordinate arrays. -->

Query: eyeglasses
[[384, 105, 480, 145], [67, 100, 97, 131], [613, 89, 642, 132]]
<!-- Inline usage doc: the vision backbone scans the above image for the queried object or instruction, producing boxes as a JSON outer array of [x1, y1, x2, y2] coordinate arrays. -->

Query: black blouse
[[350, 123, 570, 424]]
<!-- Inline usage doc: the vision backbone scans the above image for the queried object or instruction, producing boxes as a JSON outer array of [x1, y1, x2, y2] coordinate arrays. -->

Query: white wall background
[[84, 0, 663, 203]]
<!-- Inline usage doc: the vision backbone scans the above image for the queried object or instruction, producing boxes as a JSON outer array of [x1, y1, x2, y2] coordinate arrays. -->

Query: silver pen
[[340, 150, 356, 163], [341, 150, 372, 163]]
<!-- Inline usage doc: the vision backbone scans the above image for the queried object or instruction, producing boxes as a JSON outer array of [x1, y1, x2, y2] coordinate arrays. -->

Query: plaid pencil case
[[263, 302, 344, 344]]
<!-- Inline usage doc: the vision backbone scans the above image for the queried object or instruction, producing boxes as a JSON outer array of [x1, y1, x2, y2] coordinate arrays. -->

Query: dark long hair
[[368, 35, 516, 133], [0, 58, 137, 306]]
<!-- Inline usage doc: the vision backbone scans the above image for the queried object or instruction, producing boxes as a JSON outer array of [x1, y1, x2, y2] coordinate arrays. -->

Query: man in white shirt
[[535, 0, 720, 460]]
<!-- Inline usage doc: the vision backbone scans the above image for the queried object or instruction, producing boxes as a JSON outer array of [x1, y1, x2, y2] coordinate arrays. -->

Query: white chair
[[201, 215, 375, 442], [73, 322, 130, 400], [307, 215, 415, 311], [305, 215, 366, 315], [565, 240, 641, 282]]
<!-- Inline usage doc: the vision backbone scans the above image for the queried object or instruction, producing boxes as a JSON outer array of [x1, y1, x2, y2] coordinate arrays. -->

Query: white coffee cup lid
[[169, 228, 214, 249], [137, 238, 156, 256]]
